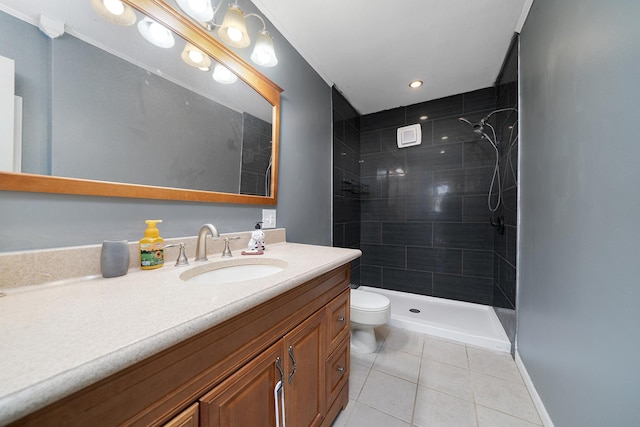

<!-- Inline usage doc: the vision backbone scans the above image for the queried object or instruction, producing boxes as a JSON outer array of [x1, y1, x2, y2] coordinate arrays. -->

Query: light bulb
[[226, 27, 243, 42], [103, 0, 125, 15], [138, 17, 175, 48], [150, 22, 168, 42], [188, 50, 204, 64], [213, 63, 237, 84]]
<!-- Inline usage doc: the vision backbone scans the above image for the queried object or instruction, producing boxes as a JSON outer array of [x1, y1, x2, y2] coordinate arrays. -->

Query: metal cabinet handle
[[274, 357, 285, 427], [337, 366, 345, 373], [288, 345, 297, 384], [276, 357, 284, 384], [337, 316, 345, 323]]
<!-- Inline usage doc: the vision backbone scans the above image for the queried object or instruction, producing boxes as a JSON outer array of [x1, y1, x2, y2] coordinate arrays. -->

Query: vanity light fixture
[[138, 17, 176, 48], [90, 0, 136, 26], [218, 4, 251, 48], [409, 80, 423, 89], [212, 62, 238, 84], [174, 0, 278, 67], [181, 42, 212, 70], [250, 29, 278, 67]]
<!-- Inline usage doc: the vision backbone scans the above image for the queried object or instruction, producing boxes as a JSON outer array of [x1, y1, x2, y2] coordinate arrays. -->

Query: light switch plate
[[262, 209, 276, 229]]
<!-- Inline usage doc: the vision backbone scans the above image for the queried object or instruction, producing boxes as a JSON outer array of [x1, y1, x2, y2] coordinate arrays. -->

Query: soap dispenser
[[247, 222, 265, 252], [140, 219, 164, 270]]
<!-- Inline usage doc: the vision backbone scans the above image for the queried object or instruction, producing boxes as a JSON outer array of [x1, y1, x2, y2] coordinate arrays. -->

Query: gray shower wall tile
[[333, 111, 345, 144], [433, 274, 493, 305], [497, 256, 516, 306], [382, 222, 433, 247], [405, 143, 463, 173], [361, 130, 382, 155], [345, 222, 361, 248], [506, 225, 517, 267], [463, 195, 492, 223], [344, 120, 360, 153], [493, 284, 515, 310], [361, 107, 406, 132], [502, 187, 518, 226], [493, 223, 507, 260], [407, 247, 463, 274], [360, 151, 405, 178], [463, 140, 496, 168], [360, 265, 382, 287], [406, 196, 463, 222], [347, 85, 511, 307], [433, 115, 484, 145], [361, 222, 382, 244], [433, 167, 494, 197], [382, 267, 433, 296], [333, 223, 344, 247], [380, 127, 402, 152], [334, 140, 359, 176], [462, 250, 494, 278], [404, 171, 435, 198], [463, 87, 497, 113], [334, 196, 360, 224], [433, 223, 494, 250], [361, 244, 406, 269], [350, 263, 361, 286], [361, 198, 406, 222], [406, 94, 463, 121]]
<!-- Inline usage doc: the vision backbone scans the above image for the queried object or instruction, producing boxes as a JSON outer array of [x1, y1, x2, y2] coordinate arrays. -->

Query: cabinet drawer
[[325, 335, 349, 407], [326, 290, 349, 353]]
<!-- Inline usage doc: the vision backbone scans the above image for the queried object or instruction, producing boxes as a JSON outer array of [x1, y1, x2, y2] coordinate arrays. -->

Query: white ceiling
[[252, 0, 533, 115]]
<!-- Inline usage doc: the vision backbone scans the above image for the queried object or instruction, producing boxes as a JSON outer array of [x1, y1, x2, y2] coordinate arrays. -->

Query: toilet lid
[[351, 289, 390, 311]]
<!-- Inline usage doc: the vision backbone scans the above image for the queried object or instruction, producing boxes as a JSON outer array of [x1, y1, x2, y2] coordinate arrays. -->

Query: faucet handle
[[221, 237, 241, 258], [164, 243, 189, 266]]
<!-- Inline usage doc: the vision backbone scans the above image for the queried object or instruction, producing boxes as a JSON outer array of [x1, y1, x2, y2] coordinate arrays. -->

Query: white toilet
[[350, 288, 391, 354]]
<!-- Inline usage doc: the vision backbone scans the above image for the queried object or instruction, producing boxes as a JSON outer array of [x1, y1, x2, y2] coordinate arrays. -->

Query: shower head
[[458, 117, 485, 135]]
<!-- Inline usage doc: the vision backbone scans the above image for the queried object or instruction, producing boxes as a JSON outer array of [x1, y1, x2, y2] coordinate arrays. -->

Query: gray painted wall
[[0, 0, 332, 251], [518, 0, 640, 425]]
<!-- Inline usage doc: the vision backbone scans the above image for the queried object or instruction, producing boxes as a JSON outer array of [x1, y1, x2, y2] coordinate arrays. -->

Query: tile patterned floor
[[332, 326, 542, 427]]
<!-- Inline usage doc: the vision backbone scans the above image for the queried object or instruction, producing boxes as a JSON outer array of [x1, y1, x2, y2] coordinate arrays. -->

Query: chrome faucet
[[195, 223, 220, 262]]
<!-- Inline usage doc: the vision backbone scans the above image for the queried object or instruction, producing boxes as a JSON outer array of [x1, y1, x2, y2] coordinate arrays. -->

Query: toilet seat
[[351, 289, 391, 312]]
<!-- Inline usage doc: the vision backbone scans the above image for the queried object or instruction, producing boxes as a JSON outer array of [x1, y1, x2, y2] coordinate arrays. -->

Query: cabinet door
[[284, 309, 325, 427], [199, 342, 284, 427]]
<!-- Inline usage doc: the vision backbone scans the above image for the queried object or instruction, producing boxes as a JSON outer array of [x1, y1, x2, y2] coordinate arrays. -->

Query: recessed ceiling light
[[419, 115, 428, 120], [441, 136, 448, 140], [409, 80, 423, 89]]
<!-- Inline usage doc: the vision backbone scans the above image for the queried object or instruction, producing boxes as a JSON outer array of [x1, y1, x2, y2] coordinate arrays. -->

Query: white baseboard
[[515, 351, 555, 427]]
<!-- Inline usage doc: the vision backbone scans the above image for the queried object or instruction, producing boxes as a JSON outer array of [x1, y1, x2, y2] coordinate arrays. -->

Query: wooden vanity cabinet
[[12, 264, 351, 427], [199, 309, 326, 427]]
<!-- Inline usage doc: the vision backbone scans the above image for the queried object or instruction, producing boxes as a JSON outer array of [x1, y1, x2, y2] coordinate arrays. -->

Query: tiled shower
[[332, 38, 519, 346]]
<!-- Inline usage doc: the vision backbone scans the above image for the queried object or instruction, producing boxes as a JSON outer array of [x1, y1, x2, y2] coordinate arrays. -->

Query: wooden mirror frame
[[0, 0, 282, 205]]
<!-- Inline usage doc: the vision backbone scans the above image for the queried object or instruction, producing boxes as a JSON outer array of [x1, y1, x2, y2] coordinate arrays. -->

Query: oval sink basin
[[181, 258, 288, 285]]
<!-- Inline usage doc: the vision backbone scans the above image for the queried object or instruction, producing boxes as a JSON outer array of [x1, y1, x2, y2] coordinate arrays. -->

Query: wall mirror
[[0, 0, 282, 204]]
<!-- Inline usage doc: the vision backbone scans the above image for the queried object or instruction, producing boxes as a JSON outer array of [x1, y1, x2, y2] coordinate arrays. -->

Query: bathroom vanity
[[0, 238, 359, 426]]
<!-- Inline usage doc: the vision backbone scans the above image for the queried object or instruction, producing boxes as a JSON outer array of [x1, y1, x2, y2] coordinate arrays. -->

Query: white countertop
[[0, 242, 361, 425]]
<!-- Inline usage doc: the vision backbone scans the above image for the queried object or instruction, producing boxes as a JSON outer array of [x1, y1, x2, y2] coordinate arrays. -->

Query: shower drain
[[409, 308, 421, 313]]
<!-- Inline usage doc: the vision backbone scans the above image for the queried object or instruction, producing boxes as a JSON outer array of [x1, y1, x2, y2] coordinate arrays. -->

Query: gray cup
[[101, 240, 130, 278]]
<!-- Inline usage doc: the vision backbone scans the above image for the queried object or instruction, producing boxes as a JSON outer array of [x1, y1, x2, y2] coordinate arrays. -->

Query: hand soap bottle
[[140, 219, 164, 270]]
